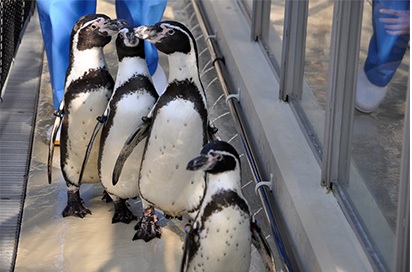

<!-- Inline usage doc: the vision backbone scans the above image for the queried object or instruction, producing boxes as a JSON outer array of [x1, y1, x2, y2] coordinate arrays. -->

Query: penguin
[[181, 140, 251, 272], [48, 14, 126, 218], [81, 24, 158, 224], [181, 141, 277, 272], [112, 21, 210, 242]]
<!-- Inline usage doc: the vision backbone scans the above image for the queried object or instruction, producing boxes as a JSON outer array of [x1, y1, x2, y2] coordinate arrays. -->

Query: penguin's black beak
[[134, 25, 164, 43], [186, 155, 210, 171], [102, 19, 129, 35]]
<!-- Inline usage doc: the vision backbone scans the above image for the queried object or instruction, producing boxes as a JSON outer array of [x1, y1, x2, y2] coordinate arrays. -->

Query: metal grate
[[1, 0, 34, 99], [0, 5, 42, 271]]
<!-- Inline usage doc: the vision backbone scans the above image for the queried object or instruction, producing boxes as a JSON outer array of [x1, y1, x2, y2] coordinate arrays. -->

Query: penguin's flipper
[[47, 102, 64, 184], [180, 223, 199, 272], [207, 122, 219, 141], [112, 121, 151, 185], [78, 115, 105, 184], [251, 219, 277, 272]]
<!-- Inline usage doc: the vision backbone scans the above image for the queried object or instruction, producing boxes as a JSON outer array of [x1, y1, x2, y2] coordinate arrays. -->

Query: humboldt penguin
[[182, 141, 276, 272], [112, 21, 210, 241], [48, 14, 126, 218], [82, 25, 158, 224]]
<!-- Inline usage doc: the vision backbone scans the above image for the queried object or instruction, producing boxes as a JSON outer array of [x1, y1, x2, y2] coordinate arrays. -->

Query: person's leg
[[356, 0, 409, 113], [37, 0, 96, 144], [115, 0, 168, 94], [364, 0, 409, 87], [37, 0, 97, 110]]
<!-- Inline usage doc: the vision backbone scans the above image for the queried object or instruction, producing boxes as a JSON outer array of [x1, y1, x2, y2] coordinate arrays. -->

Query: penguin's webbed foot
[[133, 206, 161, 242], [62, 190, 92, 218], [112, 199, 137, 224], [102, 190, 113, 203], [165, 214, 183, 220]]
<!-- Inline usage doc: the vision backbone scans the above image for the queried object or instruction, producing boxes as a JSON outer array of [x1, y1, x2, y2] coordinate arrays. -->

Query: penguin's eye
[[210, 151, 223, 161], [119, 32, 124, 39], [167, 29, 175, 35], [91, 24, 97, 30]]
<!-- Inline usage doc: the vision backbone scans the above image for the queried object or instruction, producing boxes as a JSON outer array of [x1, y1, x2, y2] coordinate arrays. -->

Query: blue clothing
[[36, 0, 167, 110], [116, 1, 166, 76], [364, 0, 410, 87]]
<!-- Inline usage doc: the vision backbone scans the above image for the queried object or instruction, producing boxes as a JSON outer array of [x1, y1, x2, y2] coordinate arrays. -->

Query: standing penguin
[[182, 141, 276, 272], [112, 21, 209, 241], [82, 25, 158, 224], [48, 14, 125, 218]]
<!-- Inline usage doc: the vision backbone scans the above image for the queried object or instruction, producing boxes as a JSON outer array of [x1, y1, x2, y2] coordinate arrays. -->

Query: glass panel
[[239, 0, 253, 18], [345, 0, 409, 270], [266, 0, 285, 69], [271, 0, 285, 43], [241, 0, 253, 16], [300, 0, 334, 148]]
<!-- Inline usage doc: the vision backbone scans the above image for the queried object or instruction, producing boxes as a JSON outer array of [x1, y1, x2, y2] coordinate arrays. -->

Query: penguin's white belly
[[139, 99, 205, 216], [63, 90, 109, 184], [100, 92, 155, 199], [189, 207, 252, 272]]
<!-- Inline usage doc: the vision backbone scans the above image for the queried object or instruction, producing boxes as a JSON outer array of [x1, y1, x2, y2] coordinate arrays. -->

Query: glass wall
[[199, 0, 409, 270], [300, 0, 334, 148], [347, 0, 409, 269], [244, 0, 409, 271]]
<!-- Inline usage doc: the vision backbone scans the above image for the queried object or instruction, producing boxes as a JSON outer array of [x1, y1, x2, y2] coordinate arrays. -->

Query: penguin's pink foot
[[133, 206, 161, 242], [62, 190, 92, 218], [112, 199, 137, 224]]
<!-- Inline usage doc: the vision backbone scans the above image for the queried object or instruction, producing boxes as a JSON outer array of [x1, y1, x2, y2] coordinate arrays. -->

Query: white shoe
[[152, 64, 168, 96], [355, 70, 387, 113]]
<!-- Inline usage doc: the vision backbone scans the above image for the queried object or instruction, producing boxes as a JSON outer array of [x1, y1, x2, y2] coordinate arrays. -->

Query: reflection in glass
[[301, 0, 334, 147], [348, 0, 409, 269], [266, 0, 285, 70]]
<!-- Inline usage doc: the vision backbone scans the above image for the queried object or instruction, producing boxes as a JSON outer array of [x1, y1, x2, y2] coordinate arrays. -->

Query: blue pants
[[36, 0, 167, 110], [364, 0, 410, 87]]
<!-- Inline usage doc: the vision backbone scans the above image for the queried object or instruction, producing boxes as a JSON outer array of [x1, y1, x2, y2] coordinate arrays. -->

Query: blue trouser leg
[[364, 0, 410, 87], [115, 0, 167, 75], [37, 0, 96, 110]]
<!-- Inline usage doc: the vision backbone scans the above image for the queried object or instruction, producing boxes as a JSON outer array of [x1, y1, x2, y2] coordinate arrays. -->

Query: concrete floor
[[4, 0, 283, 271]]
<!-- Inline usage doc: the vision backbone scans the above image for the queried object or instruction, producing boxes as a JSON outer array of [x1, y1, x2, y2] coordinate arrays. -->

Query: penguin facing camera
[[181, 141, 276, 272], [47, 14, 127, 218]]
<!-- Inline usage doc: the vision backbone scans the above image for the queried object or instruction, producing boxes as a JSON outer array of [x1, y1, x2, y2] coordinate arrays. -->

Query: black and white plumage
[[182, 141, 277, 272], [85, 25, 158, 224], [181, 141, 251, 272], [112, 20, 209, 241], [47, 14, 125, 218]]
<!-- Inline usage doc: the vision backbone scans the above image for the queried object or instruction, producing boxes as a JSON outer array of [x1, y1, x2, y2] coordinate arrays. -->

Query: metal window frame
[[394, 79, 410, 272], [279, 0, 308, 101], [278, 0, 325, 161], [251, 0, 271, 41], [320, 1, 410, 271], [321, 0, 363, 188]]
